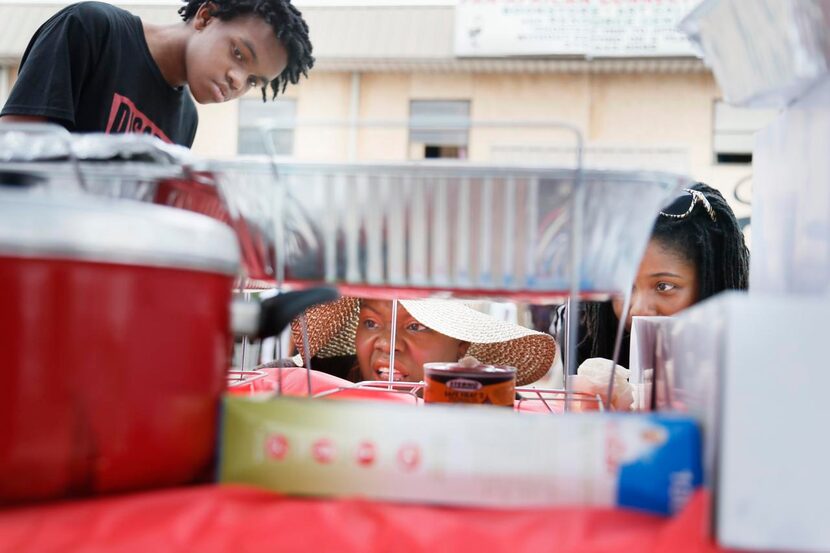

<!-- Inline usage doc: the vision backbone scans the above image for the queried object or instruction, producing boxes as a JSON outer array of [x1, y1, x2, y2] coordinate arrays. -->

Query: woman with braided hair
[[1, 0, 314, 147], [565, 182, 750, 368]]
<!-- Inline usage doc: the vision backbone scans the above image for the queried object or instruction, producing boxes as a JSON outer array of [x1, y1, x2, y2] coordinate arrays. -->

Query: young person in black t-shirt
[[0, 0, 314, 148]]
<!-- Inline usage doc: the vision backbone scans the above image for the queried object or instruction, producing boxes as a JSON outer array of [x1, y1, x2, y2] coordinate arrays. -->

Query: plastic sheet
[[226, 367, 566, 411], [680, 0, 830, 107], [0, 133, 686, 297], [0, 486, 721, 553], [227, 367, 417, 404], [667, 293, 830, 552], [0, 134, 266, 279], [214, 160, 684, 299], [751, 76, 830, 294], [0, 130, 197, 165]]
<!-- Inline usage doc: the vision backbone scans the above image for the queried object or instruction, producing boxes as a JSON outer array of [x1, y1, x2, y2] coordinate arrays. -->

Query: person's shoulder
[[60, 0, 130, 17], [63, 1, 133, 17], [57, 1, 140, 30]]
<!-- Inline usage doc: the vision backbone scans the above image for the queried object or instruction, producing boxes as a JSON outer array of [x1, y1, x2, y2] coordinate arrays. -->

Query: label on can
[[423, 363, 516, 407]]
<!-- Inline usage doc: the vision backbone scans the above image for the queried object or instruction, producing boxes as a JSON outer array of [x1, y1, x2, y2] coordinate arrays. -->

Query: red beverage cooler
[[0, 184, 241, 503]]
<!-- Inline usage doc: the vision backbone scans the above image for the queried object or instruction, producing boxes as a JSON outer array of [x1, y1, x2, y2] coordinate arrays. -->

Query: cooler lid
[[0, 187, 240, 275]]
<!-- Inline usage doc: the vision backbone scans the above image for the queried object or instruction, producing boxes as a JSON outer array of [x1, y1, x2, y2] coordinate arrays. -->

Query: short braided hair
[[179, 0, 314, 100]]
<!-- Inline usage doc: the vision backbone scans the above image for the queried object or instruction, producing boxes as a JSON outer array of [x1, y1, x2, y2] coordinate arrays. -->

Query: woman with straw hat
[[292, 297, 557, 387]]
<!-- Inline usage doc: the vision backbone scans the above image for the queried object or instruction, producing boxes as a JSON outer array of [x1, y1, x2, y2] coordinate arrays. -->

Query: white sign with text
[[454, 0, 701, 58]]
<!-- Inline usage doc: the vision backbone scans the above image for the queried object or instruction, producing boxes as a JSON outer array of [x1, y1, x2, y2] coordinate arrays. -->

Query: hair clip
[[660, 189, 717, 222]]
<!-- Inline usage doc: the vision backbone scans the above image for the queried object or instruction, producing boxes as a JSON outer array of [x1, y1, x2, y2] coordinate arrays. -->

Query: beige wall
[[292, 72, 353, 162], [585, 72, 751, 218], [469, 73, 592, 160], [356, 73, 410, 161], [192, 101, 239, 157]]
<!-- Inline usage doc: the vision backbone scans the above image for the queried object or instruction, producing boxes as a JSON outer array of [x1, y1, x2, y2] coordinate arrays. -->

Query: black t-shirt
[[1, 1, 198, 147]]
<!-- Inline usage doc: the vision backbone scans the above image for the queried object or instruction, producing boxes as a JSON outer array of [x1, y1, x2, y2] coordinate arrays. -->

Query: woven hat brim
[[399, 300, 539, 343], [467, 334, 555, 385], [400, 300, 555, 385], [290, 297, 359, 365]]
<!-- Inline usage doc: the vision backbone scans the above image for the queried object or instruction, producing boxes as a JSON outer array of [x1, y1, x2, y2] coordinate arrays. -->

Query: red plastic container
[[0, 189, 240, 503]]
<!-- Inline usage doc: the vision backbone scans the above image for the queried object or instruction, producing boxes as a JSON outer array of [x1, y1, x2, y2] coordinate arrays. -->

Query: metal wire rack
[[227, 371, 605, 412]]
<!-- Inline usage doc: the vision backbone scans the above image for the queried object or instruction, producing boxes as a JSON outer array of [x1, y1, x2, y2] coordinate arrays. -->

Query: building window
[[237, 98, 296, 155], [409, 100, 470, 160], [712, 100, 777, 165]]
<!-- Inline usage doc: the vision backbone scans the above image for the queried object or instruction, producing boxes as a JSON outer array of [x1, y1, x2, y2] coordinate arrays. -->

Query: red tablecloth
[[0, 486, 724, 553]]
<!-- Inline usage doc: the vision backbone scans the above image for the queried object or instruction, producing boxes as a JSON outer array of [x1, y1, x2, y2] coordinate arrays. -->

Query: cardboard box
[[219, 396, 701, 515]]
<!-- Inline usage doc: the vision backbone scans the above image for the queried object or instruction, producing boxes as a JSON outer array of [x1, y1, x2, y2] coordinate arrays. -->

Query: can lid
[[0, 188, 240, 275], [423, 361, 517, 379]]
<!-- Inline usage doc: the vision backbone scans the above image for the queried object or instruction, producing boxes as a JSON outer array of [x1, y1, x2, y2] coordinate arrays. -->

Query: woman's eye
[[656, 282, 677, 293], [233, 46, 243, 60], [362, 319, 379, 330], [247, 76, 259, 88], [406, 322, 428, 332]]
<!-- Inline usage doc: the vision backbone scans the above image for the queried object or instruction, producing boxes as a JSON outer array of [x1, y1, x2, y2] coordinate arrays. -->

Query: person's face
[[354, 300, 470, 383], [185, 6, 288, 104], [612, 239, 699, 331]]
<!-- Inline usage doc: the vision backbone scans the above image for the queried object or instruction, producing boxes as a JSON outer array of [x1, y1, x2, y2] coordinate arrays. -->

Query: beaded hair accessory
[[660, 188, 717, 222]]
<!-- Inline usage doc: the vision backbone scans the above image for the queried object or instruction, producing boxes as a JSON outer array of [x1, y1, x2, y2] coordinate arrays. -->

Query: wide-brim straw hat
[[291, 297, 556, 386]]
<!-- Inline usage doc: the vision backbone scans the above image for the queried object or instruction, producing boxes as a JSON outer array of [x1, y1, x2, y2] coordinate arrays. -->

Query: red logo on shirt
[[105, 93, 172, 143]]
